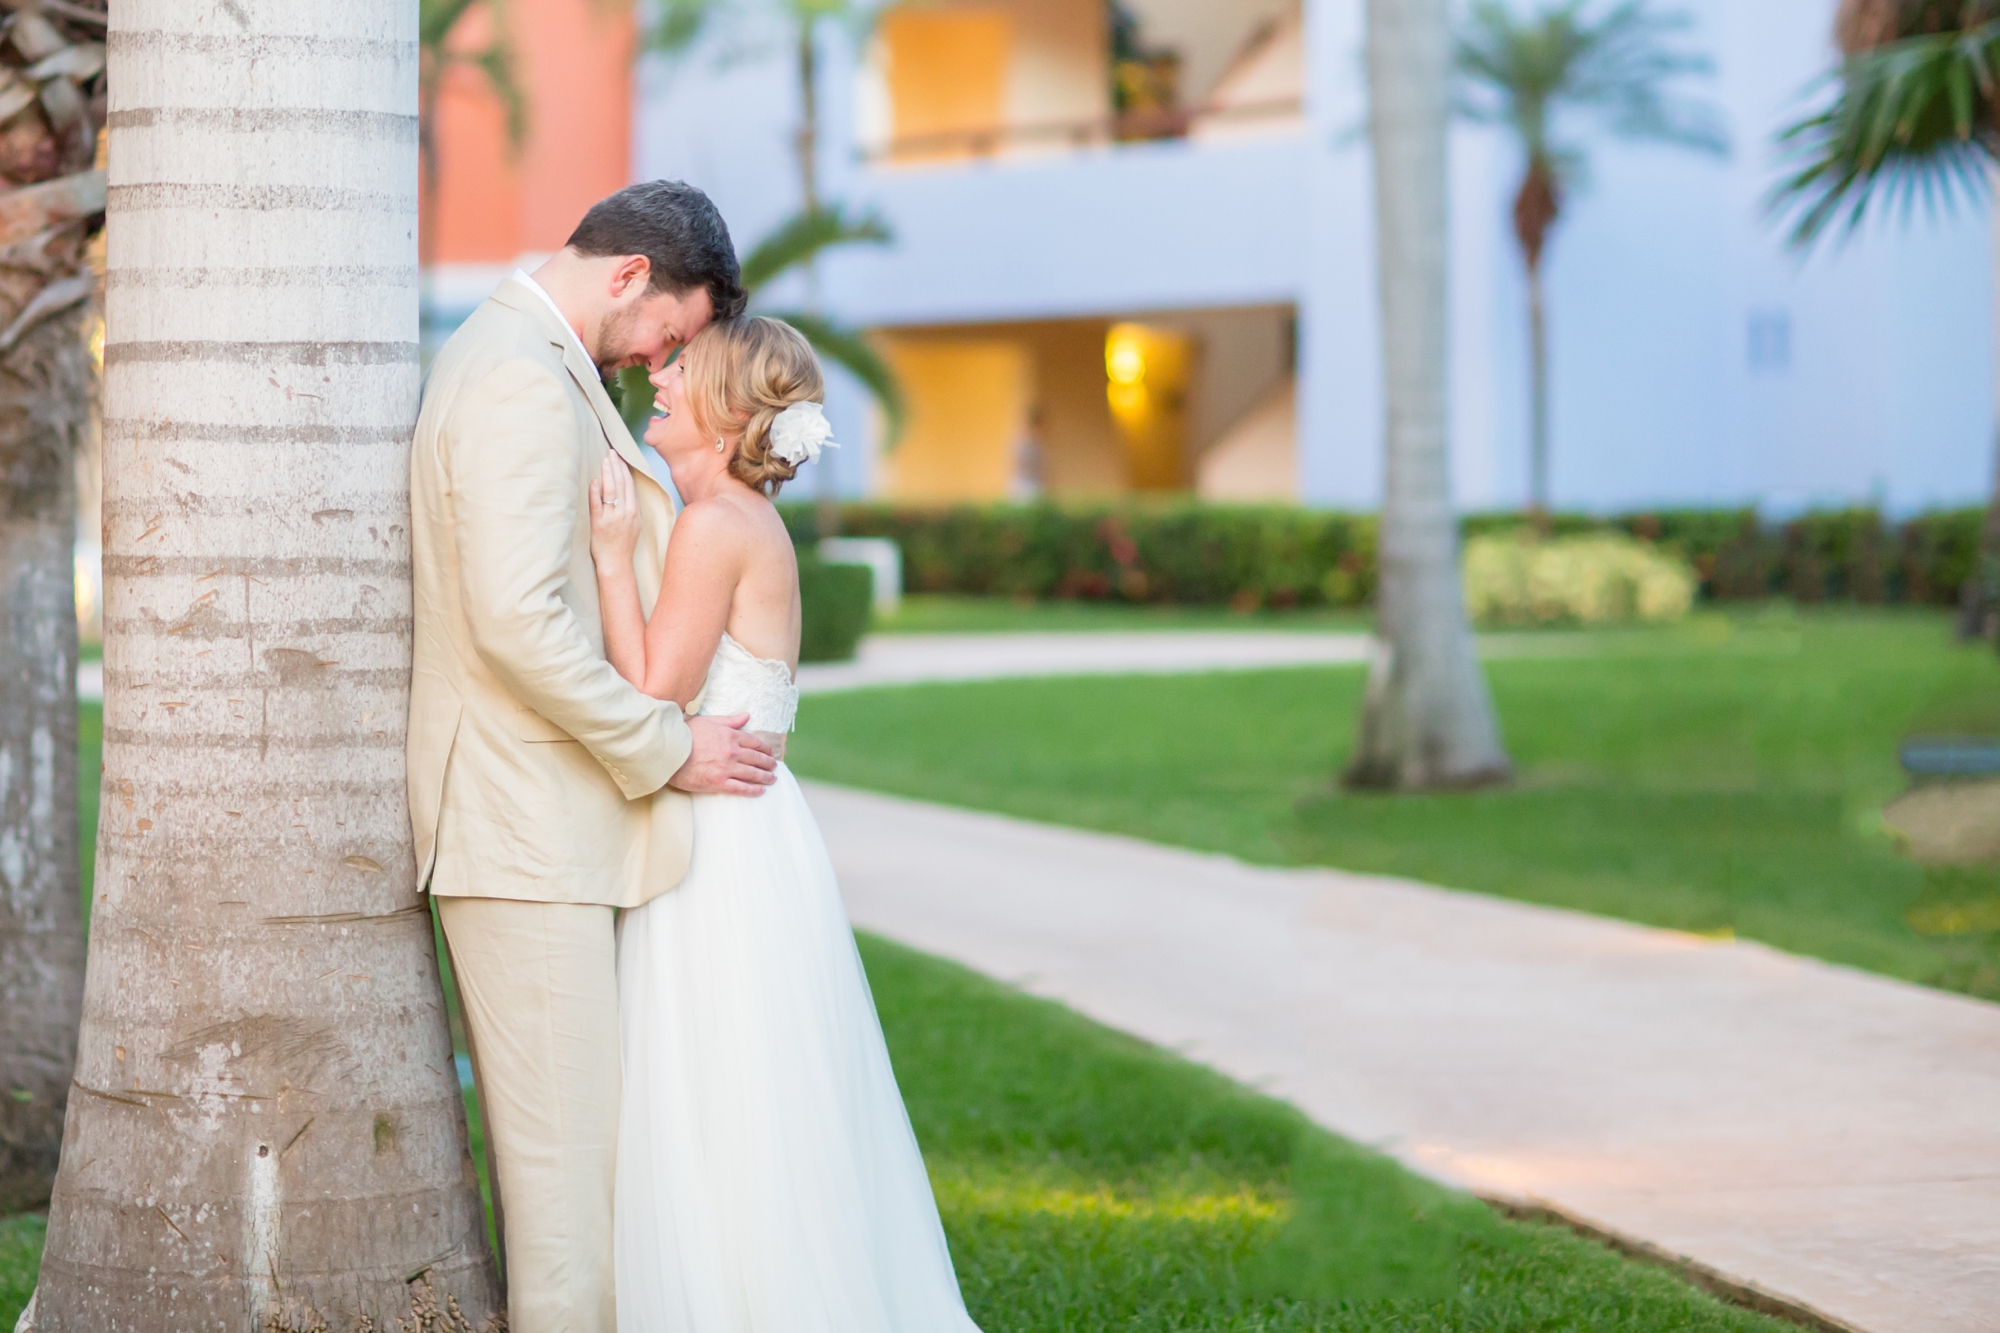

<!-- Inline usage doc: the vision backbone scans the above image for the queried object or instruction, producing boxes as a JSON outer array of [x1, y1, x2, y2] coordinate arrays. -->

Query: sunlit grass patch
[[935, 1164, 1290, 1227]]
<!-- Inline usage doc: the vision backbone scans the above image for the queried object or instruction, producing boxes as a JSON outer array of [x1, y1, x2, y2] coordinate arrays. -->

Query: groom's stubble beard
[[594, 301, 648, 379]]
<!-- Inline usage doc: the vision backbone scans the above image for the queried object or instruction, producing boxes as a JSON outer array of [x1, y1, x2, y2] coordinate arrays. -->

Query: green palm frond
[[420, 0, 484, 50], [471, 41, 529, 150], [740, 205, 893, 294], [1457, 0, 1727, 170], [763, 309, 905, 444], [419, 0, 529, 150], [613, 364, 659, 441], [798, 0, 894, 46], [631, 1, 908, 449], [646, 0, 892, 61], [645, 0, 729, 54], [1773, 19, 2000, 248]]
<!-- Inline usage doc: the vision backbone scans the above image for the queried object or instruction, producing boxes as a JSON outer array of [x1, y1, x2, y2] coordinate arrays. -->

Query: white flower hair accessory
[[769, 401, 837, 467]]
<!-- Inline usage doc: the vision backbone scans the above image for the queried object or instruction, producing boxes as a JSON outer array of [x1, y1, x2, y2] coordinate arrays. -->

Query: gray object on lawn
[[1899, 738, 2000, 777]]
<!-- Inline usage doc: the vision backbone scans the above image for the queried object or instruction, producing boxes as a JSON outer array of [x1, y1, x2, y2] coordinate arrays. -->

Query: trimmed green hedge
[[799, 556, 872, 662], [781, 502, 1982, 610], [785, 504, 1378, 609], [1585, 507, 1977, 605]]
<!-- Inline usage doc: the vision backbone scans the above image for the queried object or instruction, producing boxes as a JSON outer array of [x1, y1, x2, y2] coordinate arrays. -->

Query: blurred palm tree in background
[[419, 0, 525, 342], [1345, 0, 1513, 793], [724, 199, 899, 436], [412, 0, 903, 527], [1456, 0, 1725, 520], [0, 0, 105, 1214], [610, 196, 900, 461], [624, 0, 902, 535], [1774, 1, 2000, 636]]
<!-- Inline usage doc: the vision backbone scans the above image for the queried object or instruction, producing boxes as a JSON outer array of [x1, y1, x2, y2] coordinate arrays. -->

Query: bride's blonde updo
[[680, 315, 826, 496]]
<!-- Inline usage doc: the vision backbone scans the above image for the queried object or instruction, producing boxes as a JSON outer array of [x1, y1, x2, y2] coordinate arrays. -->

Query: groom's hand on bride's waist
[[670, 714, 779, 796]]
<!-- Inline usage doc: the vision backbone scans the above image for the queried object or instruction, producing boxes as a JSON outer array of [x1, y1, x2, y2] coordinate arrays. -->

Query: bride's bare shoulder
[[671, 491, 789, 559], [665, 495, 749, 562]]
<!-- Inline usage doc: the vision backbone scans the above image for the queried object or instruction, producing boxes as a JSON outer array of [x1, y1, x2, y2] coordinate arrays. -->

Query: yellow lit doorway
[[1105, 323, 1192, 491]]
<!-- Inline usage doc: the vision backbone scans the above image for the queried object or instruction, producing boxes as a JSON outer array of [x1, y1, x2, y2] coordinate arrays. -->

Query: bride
[[586, 315, 983, 1332]]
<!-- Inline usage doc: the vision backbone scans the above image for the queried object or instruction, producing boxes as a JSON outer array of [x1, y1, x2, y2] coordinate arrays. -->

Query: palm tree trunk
[[1346, 0, 1511, 792], [31, 4, 502, 1329], [796, 16, 821, 217], [1528, 255, 1551, 522], [0, 307, 87, 1215]]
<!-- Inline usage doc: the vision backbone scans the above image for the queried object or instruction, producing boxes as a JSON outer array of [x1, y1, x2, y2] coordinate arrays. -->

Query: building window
[[877, 8, 1014, 163], [1748, 309, 1792, 375]]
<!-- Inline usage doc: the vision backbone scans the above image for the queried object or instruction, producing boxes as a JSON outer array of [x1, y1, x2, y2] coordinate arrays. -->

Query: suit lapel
[[491, 278, 667, 497], [561, 340, 659, 482]]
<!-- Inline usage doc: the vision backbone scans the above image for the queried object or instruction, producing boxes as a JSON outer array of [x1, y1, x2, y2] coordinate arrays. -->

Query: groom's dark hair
[[568, 180, 747, 320]]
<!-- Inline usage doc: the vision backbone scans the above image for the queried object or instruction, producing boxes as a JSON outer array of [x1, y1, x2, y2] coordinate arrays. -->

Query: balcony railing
[[866, 97, 1304, 165]]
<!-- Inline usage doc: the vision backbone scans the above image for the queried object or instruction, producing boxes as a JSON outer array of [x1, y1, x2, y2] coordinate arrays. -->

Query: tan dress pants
[[437, 896, 620, 1333]]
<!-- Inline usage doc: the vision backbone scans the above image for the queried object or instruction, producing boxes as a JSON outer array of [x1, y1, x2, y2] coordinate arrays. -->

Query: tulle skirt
[[613, 765, 982, 1333]]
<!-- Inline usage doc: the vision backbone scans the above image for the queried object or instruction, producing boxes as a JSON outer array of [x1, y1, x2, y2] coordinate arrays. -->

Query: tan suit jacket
[[409, 279, 693, 907]]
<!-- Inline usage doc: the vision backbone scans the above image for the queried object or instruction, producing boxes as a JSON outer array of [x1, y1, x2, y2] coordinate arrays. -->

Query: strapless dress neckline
[[695, 632, 800, 733]]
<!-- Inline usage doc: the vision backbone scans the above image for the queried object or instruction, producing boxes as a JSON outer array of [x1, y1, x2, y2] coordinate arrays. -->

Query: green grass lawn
[[5, 688, 1799, 1330], [793, 607, 2000, 1002], [877, 593, 1373, 635], [2, 933, 1786, 1332]]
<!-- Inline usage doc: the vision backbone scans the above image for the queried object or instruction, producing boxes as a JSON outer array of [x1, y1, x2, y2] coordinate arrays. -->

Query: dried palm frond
[[1839, 0, 2000, 55]]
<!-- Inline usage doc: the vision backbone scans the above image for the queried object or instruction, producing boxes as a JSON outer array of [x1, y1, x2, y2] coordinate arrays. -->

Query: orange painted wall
[[423, 0, 636, 265]]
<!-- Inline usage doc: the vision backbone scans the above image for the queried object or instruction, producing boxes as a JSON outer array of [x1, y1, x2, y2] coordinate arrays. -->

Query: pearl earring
[[715, 437, 726, 453]]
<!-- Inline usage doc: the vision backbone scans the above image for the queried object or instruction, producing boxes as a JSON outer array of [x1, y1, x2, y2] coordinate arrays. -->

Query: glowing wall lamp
[[1104, 322, 1191, 491]]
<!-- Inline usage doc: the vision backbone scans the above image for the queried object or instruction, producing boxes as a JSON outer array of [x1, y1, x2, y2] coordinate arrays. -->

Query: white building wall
[[1475, 0, 1993, 514], [634, 0, 1994, 514]]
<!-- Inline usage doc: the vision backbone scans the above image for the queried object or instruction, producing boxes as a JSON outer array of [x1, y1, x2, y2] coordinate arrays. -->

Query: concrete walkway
[[805, 781, 2000, 1333]]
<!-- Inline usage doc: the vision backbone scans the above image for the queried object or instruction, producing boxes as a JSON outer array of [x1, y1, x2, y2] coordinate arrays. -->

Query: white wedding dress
[[613, 633, 984, 1332]]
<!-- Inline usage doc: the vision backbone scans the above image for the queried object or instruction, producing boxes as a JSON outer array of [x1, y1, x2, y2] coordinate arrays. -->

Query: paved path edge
[[1480, 1192, 1868, 1333]]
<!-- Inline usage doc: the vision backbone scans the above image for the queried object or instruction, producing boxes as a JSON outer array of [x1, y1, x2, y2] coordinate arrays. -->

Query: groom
[[408, 180, 774, 1333]]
